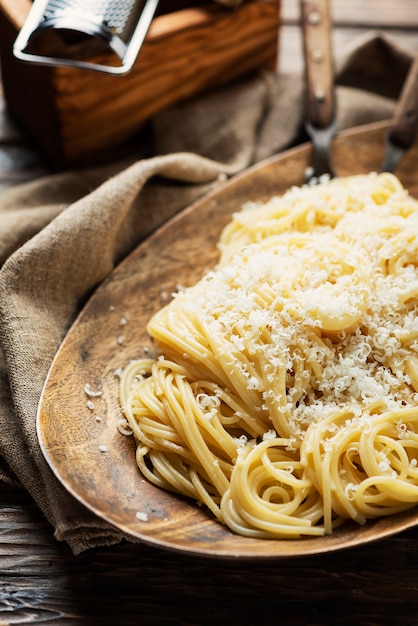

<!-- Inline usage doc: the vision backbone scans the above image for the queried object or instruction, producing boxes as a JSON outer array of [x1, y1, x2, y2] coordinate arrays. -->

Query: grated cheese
[[84, 383, 103, 398], [120, 173, 418, 539], [167, 172, 418, 438]]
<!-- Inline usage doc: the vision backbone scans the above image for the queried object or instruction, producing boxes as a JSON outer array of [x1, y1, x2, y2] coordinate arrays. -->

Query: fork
[[380, 52, 418, 173], [300, 0, 337, 182]]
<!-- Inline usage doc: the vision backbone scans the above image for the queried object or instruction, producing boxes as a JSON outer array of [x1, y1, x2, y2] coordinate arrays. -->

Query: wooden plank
[[2, 481, 418, 625]]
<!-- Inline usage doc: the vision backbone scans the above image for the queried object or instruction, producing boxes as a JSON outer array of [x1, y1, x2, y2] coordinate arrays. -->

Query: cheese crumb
[[84, 383, 102, 397]]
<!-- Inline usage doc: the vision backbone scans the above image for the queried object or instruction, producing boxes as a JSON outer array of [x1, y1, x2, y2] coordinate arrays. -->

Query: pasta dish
[[119, 172, 418, 539]]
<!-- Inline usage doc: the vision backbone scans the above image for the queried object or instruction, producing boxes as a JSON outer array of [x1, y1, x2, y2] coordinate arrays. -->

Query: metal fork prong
[[305, 121, 337, 182], [379, 140, 407, 174]]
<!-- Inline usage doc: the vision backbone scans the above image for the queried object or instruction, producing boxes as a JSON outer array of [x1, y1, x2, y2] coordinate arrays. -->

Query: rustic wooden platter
[[37, 120, 418, 558]]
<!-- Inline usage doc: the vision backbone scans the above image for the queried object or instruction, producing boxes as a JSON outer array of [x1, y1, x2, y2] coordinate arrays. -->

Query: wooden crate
[[0, 0, 281, 169]]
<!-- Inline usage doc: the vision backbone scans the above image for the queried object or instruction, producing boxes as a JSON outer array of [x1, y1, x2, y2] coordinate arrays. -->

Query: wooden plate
[[37, 121, 418, 558]]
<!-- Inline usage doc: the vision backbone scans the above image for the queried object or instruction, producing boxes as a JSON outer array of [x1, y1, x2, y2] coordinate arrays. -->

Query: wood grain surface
[[3, 478, 418, 625], [2, 1, 418, 624]]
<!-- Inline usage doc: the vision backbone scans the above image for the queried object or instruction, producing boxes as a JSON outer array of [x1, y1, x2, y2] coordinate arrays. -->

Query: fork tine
[[305, 122, 337, 182]]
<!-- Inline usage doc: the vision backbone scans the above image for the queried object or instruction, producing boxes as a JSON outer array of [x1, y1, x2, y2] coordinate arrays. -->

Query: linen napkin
[[0, 32, 414, 554]]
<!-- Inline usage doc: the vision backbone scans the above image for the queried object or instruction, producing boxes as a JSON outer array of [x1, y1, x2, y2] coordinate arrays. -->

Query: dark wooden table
[[2, 3, 418, 624]]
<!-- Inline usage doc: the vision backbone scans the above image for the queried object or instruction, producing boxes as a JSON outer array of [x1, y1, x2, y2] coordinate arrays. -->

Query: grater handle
[[13, 0, 160, 75]]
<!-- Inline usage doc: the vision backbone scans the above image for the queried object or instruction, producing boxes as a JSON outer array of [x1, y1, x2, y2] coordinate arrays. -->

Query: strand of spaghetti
[[200, 326, 269, 409], [353, 477, 416, 517], [161, 373, 232, 495], [119, 172, 418, 540], [144, 449, 204, 498], [321, 421, 368, 527], [193, 382, 267, 439], [300, 408, 367, 530], [124, 367, 188, 451], [189, 468, 222, 519], [223, 439, 324, 536], [150, 308, 229, 387]]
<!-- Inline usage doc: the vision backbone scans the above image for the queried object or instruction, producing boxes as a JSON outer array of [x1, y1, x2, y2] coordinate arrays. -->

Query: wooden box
[[0, 0, 281, 169]]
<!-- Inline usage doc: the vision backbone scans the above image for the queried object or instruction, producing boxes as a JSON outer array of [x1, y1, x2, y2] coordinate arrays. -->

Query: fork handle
[[388, 54, 418, 150], [301, 0, 335, 130]]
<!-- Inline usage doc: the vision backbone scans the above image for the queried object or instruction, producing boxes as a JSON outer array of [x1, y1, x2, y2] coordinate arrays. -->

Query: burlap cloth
[[0, 31, 415, 553]]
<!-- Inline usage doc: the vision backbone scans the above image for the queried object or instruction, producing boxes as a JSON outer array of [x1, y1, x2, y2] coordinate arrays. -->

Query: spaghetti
[[119, 172, 418, 538]]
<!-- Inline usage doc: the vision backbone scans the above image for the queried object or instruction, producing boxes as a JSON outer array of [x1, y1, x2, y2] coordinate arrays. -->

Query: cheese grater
[[13, 0, 160, 74]]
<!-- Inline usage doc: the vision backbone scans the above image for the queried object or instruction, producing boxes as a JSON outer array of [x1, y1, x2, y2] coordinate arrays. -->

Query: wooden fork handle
[[301, 0, 335, 130], [389, 54, 418, 150]]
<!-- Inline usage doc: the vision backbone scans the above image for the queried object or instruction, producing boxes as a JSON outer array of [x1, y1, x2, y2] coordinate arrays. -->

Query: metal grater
[[13, 0, 160, 74]]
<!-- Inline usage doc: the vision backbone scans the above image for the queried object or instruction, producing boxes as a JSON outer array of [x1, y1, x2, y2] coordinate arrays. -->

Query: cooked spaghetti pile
[[120, 172, 418, 538]]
